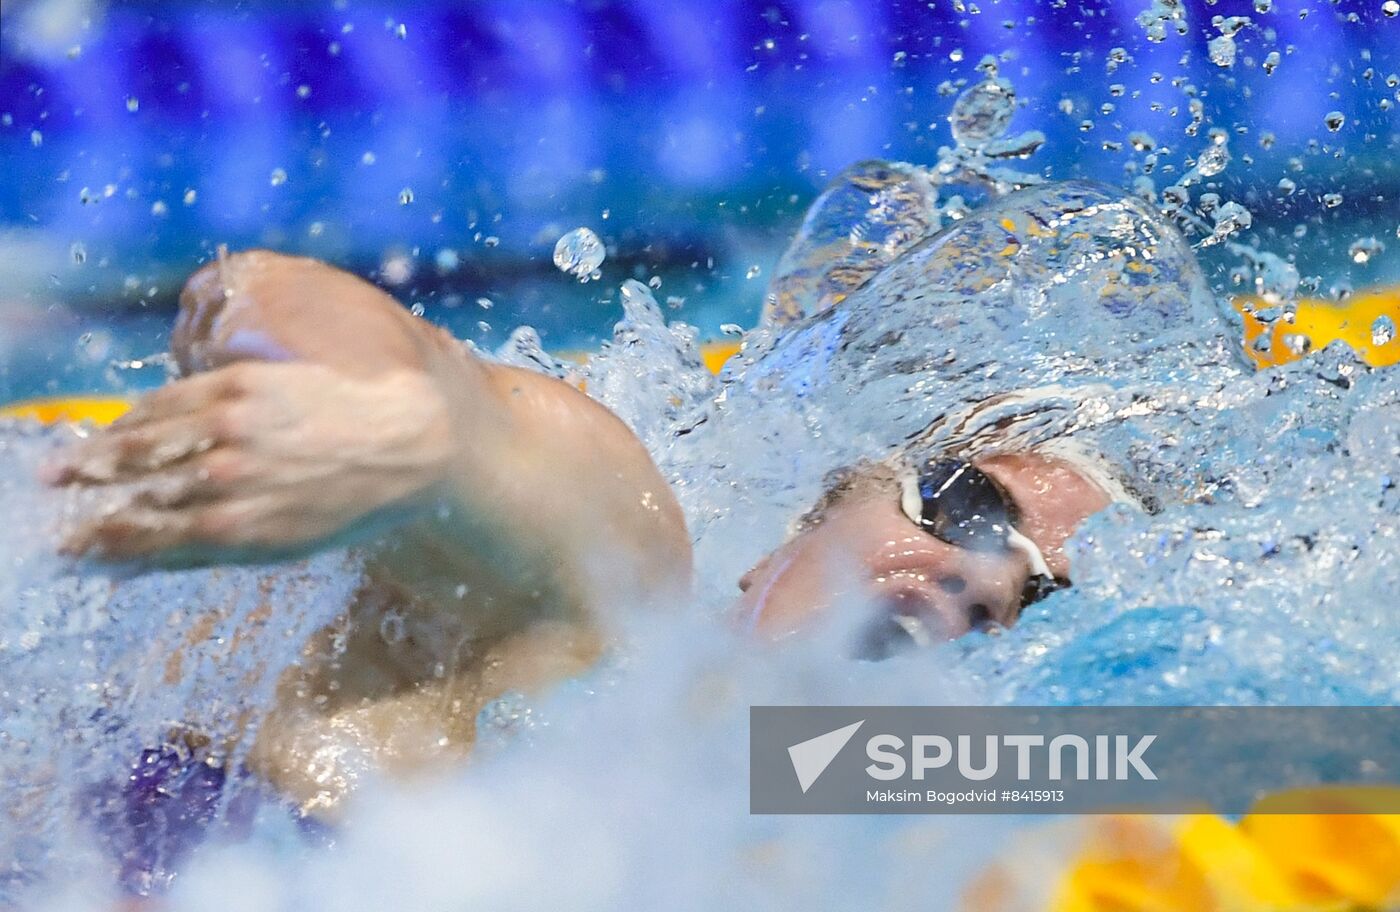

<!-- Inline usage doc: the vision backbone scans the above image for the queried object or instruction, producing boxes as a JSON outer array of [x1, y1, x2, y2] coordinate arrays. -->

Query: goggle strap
[[1005, 525, 1053, 580]]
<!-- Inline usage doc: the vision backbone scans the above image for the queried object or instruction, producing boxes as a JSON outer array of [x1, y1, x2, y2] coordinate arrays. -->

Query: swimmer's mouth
[[851, 587, 949, 661], [852, 573, 1069, 662]]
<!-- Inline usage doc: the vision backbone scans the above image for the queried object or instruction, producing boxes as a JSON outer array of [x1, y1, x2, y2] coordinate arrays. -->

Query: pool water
[[3, 1, 1400, 909]]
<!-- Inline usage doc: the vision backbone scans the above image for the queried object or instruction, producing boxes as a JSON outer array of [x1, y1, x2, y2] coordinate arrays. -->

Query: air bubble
[[1385, 0, 1399, 16], [269, 168, 287, 187], [553, 228, 606, 281], [1324, 111, 1345, 132], [1323, 192, 1344, 209], [398, 187, 414, 205]]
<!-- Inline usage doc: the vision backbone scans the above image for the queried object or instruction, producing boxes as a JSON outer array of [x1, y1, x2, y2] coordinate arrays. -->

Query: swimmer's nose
[[738, 551, 778, 593]]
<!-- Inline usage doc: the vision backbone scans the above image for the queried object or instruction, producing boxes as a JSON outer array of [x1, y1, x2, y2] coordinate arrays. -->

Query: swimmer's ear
[[899, 472, 923, 526]]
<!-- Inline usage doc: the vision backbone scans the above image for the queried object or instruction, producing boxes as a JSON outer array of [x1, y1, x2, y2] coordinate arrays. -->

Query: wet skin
[[735, 454, 1111, 643], [44, 251, 1111, 811]]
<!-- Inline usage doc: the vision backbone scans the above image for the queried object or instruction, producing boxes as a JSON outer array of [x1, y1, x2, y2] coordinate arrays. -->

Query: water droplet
[[361, 151, 376, 166], [380, 253, 413, 286], [150, 200, 168, 217], [1372, 314, 1396, 347], [1195, 143, 1230, 178], [553, 227, 606, 281], [1324, 111, 1345, 132], [269, 168, 288, 187], [70, 242, 86, 264], [1128, 131, 1157, 152], [476, 297, 493, 310], [1262, 51, 1281, 74], [379, 611, 405, 644], [1254, 0, 1272, 11], [433, 249, 459, 273], [30, 130, 42, 147], [296, 85, 311, 99], [950, 78, 1015, 145], [1207, 34, 1237, 68], [125, 96, 139, 113], [1204, 201, 1252, 245], [483, 236, 500, 248], [183, 188, 198, 206], [409, 302, 425, 317], [949, 48, 964, 62], [1284, 333, 1311, 356], [1349, 236, 1385, 264], [745, 265, 762, 280], [398, 187, 414, 205]]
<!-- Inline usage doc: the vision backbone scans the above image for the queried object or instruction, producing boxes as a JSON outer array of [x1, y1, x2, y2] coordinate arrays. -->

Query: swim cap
[[725, 175, 1241, 522]]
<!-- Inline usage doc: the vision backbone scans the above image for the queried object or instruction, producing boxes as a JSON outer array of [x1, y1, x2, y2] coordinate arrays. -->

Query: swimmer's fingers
[[42, 415, 222, 486], [63, 495, 343, 562], [61, 506, 198, 560], [109, 369, 240, 429]]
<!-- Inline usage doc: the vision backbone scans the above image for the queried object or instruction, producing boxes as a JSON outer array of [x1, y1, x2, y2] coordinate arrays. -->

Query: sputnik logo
[[787, 720, 865, 793]]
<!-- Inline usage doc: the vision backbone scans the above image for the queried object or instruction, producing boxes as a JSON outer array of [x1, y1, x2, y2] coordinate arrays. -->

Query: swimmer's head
[[734, 447, 1129, 658]]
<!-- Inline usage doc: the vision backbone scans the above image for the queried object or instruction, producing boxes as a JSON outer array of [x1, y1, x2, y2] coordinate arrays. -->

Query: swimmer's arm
[[46, 250, 692, 609]]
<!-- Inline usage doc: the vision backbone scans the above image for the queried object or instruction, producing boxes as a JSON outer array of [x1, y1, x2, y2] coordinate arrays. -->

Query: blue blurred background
[[1, 0, 1396, 400]]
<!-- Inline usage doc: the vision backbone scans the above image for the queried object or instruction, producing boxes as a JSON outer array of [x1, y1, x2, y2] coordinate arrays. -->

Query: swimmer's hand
[[43, 362, 453, 562]]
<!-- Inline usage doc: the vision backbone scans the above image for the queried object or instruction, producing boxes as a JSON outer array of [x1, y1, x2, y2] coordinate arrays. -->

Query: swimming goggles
[[900, 459, 1067, 612]]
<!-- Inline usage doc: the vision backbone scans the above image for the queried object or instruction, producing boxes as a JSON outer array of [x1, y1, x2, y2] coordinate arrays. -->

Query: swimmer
[[43, 177, 1144, 814]]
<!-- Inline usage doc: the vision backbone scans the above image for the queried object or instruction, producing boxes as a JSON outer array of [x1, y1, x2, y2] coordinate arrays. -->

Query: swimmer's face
[[735, 453, 1112, 657]]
